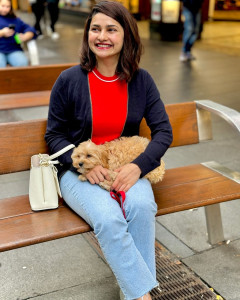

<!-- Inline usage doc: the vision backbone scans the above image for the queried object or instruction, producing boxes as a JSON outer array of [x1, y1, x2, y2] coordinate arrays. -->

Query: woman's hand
[[111, 163, 141, 192], [86, 165, 111, 185], [18, 32, 34, 43], [0, 27, 14, 38]]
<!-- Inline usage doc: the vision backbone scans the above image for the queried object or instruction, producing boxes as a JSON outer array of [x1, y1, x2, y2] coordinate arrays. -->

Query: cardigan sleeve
[[132, 71, 173, 177], [16, 18, 36, 35], [45, 73, 75, 166]]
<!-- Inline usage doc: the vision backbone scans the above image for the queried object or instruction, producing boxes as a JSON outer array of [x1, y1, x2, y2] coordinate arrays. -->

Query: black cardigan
[[45, 65, 173, 178]]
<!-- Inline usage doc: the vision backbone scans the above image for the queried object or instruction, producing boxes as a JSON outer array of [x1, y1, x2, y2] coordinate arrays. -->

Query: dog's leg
[[78, 174, 87, 182], [98, 170, 117, 191]]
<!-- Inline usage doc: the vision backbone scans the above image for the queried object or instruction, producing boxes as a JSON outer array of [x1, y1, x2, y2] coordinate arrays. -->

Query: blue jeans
[[0, 51, 28, 68], [182, 7, 201, 53], [60, 171, 158, 300]]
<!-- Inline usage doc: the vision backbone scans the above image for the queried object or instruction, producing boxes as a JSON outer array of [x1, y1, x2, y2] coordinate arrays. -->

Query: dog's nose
[[79, 163, 83, 167]]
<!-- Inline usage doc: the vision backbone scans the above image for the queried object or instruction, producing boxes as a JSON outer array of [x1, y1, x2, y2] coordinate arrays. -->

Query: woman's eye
[[91, 27, 99, 32]]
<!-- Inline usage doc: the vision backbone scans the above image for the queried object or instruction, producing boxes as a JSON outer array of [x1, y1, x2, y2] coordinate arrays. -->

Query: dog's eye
[[87, 154, 92, 158]]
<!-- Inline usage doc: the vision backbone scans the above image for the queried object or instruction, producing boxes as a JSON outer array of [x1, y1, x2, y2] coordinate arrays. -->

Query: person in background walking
[[30, 0, 45, 38], [179, 0, 204, 62], [31, 0, 60, 40], [46, 0, 60, 40]]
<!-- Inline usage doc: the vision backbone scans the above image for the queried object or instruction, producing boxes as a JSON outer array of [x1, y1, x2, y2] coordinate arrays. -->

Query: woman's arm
[[132, 72, 173, 177], [112, 71, 173, 192], [45, 74, 75, 165], [18, 31, 34, 42], [17, 18, 36, 40]]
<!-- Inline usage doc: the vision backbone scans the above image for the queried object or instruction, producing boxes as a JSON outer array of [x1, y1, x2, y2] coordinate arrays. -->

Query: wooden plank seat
[[0, 91, 51, 110], [0, 100, 240, 253], [0, 63, 77, 110]]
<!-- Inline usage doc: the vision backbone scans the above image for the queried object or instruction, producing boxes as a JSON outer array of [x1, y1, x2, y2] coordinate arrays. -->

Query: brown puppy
[[71, 136, 165, 191]]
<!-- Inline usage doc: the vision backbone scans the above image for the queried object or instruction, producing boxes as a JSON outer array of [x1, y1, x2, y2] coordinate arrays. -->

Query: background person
[[179, 0, 204, 62], [30, 0, 45, 38], [46, 0, 60, 40], [45, 1, 172, 299], [0, 0, 36, 67], [31, 0, 60, 40]]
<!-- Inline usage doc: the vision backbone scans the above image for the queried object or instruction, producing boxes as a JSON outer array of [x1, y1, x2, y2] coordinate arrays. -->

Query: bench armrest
[[25, 40, 39, 66], [195, 100, 240, 141]]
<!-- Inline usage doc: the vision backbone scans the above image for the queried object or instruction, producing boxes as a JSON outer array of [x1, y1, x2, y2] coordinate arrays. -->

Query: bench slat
[[154, 164, 240, 215], [0, 119, 47, 174], [0, 91, 51, 110], [0, 195, 64, 220], [140, 102, 199, 147], [0, 201, 91, 252], [0, 63, 77, 94]]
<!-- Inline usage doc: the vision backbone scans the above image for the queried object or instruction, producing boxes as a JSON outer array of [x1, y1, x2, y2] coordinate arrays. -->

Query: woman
[[0, 0, 36, 67], [45, 1, 172, 299]]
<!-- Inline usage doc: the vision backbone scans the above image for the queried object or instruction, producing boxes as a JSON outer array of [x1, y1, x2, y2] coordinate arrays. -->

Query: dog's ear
[[71, 148, 77, 158], [96, 145, 108, 168], [71, 147, 80, 160]]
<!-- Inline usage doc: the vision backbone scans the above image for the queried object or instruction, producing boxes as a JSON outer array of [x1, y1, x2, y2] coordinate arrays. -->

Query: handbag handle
[[48, 144, 75, 161]]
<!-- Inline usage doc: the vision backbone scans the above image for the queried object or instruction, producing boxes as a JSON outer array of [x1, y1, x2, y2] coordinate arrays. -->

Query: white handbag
[[29, 144, 75, 211]]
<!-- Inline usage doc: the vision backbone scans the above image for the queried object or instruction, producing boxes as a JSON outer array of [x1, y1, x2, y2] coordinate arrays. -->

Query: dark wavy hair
[[2, 0, 16, 18], [80, 0, 143, 82]]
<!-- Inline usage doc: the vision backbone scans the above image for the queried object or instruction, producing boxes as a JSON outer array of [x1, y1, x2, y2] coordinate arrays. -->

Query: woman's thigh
[[60, 171, 156, 229], [60, 171, 126, 229], [7, 51, 28, 67]]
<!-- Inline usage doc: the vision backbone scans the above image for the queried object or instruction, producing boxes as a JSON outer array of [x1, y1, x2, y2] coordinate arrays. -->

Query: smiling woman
[[45, 1, 172, 300], [88, 13, 124, 73], [80, 0, 143, 82]]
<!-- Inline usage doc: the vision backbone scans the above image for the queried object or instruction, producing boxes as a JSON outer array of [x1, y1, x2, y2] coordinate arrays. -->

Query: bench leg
[[205, 204, 224, 245]]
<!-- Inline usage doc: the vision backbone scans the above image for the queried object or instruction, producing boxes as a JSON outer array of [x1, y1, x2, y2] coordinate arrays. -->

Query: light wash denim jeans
[[60, 171, 158, 299], [0, 51, 28, 67], [182, 7, 201, 53]]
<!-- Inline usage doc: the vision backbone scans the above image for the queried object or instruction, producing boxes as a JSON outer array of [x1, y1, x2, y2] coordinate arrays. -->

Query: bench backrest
[[0, 63, 77, 94], [0, 102, 199, 175]]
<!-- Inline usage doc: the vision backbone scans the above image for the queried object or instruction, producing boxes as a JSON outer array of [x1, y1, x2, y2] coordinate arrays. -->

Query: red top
[[88, 68, 128, 145]]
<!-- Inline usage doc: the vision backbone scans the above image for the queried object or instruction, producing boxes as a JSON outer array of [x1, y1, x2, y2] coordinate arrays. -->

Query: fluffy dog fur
[[71, 136, 165, 191]]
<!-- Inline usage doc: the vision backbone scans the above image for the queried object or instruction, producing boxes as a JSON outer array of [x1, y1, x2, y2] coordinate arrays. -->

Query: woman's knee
[[8, 51, 28, 67], [94, 202, 126, 236]]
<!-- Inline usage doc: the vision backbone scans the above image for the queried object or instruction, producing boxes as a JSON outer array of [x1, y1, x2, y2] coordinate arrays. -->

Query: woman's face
[[88, 13, 124, 64], [0, 0, 11, 16]]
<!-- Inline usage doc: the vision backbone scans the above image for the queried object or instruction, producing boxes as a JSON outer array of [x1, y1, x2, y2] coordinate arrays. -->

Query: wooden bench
[[0, 63, 77, 110], [1, 100, 240, 254]]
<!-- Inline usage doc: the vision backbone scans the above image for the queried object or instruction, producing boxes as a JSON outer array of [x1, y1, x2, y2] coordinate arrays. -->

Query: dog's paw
[[78, 174, 87, 182], [99, 181, 112, 191], [98, 171, 117, 191]]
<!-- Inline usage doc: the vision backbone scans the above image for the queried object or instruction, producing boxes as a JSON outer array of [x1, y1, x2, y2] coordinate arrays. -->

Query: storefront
[[58, 0, 150, 19], [209, 0, 240, 20]]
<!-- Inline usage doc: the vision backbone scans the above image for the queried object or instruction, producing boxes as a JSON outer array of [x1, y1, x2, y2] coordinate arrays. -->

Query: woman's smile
[[95, 43, 112, 49]]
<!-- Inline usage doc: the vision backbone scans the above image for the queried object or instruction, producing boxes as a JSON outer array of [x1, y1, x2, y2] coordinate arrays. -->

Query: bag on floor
[[29, 144, 75, 211]]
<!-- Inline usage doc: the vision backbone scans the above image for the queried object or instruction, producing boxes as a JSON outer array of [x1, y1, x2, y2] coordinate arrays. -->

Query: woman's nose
[[98, 30, 107, 41]]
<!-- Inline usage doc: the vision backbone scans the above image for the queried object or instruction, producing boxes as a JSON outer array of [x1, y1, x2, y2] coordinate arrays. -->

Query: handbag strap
[[48, 144, 75, 161]]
